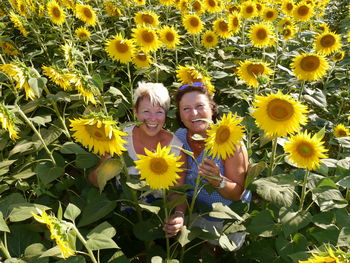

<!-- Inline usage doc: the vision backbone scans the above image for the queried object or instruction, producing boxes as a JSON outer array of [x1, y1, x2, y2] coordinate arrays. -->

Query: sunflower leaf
[[96, 158, 122, 192]]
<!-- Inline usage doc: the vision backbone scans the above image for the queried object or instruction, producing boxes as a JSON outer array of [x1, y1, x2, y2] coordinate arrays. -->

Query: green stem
[[0, 235, 11, 259], [299, 169, 310, 212], [298, 81, 305, 101], [72, 224, 98, 263], [16, 105, 56, 165], [163, 190, 170, 261], [268, 137, 278, 177]]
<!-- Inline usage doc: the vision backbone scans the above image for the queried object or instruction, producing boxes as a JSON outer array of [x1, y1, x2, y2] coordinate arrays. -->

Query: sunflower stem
[[71, 224, 98, 263], [163, 190, 171, 261], [0, 234, 11, 259], [299, 169, 310, 212], [298, 81, 305, 101], [268, 137, 278, 177], [16, 104, 56, 165]]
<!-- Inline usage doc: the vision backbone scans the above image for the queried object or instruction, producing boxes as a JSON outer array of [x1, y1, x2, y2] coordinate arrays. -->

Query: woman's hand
[[163, 212, 184, 238], [198, 158, 222, 187]]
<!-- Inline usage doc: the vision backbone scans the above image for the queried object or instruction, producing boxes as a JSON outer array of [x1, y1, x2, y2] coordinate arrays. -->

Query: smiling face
[[135, 96, 166, 137], [179, 91, 213, 135]]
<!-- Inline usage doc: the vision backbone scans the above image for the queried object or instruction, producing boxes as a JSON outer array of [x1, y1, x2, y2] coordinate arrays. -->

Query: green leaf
[[0, 159, 16, 176], [108, 251, 130, 263], [178, 225, 191, 247], [24, 243, 47, 258], [13, 169, 36, 180], [108, 87, 129, 103], [209, 202, 243, 221], [0, 211, 10, 232], [279, 208, 312, 237], [76, 153, 99, 169], [9, 203, 50, 222], [212, 70, 229, 79], [86, 233, 120, 250], [96, 158, 123, 192], [55, 255, 86, 263], [133, 219, 164, 241], [336, 137, 350, 149], [309, 225, 339, 245], [337, 176, 350, 188], [28, 78, 42, 98], [244, 161, 266, 188], [35, 162, 65, 184], [87, 221, 116, 239], [64, 203, 81, 222], [60, 142, 87, 154], [166, 194, 187, 211], [247, 210, 276, 237], [303, 88, 327, 108], [29, 115, 52, 126], [0, 193, 25, 218], [337, 157, 350, 169], [139, 204, 161, 214], [9, 141, 35, 157], [314, 126, 326, 140], [92, 73, 103, 90], [337, 227, 350, 248]]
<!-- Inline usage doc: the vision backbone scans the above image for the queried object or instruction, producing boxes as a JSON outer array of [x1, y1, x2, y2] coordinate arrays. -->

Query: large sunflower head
[[293, 2, 313, 22], [191, 0, 204, 14], [284, 130, 328, 170], [159, 26, 181, 49], [134, 11, 159, 27], [213, 18, 231, 38], [240, 1, 258, 19], [105, 34, 135, 63], [134, 143, 183, 190], [0, 103, 19, 140], [132, 26, 161, 52], [75, 27, 91, 41], [201, 30, 219, 48], [42, 65, 72, 90], [203, 0, 222, 13], [69, 115, 128, 156], [132, 51, 153, 68], [291, 53, 329, 81], [205, 112, 245, 160], [252, 90, 309, 137], [47, 0, 65, 25], [281, 0, 294, 15], [75, 4, 98, 26], [314, 31, 342, 56], [182, 14, 203, 34], [262, 7, 278, 23], [228, 13, 241, 34], [176, 65, 204, 84], [237, 60, 273, 87], [249, 22, 276, 48], [333, 124, 350, 138]]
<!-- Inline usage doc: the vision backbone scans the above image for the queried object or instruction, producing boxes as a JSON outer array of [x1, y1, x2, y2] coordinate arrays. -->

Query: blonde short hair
[[134, 81, 170, 112]]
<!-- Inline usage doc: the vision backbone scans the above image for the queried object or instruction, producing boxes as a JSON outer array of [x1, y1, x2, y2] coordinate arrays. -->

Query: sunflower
[[291, 53, 329, 81], [42, 66, 72, 90], [159, 0, 174, 6], [0, 103, 19, 140], [278, 17, 294, 29], [348, 31, 350, 43], [132, 51, 153, 68], [176, 65, 204, 84], [237, 60, 273, 87], [262, 7, 278, 22], [176, 0, 189, 13], [281, 0, 294, 15], [135, 0, 146, 5], [105, 34, 135, 63], [70, 116, 127, 156], [205, 112, 245, 160], [252, 90, 309, 137], [159, 26, 181, 49], [75, 27, 91, 41], [134, 11, 159, 27], [240, 1, 258, 19], [293, 2, 313, 22], [201, 30, 219, 48], [332, 51, 345, 62], [75, 4, 98, 26], [316, 22, 329, 33], [333, 124, 350, 138], [0, 42, 19, 55], [284, 130, 328, 170], [47, 0, 65, 25], [191, 0, 204, 14], [282, 26, 296, 40], [103, 1, 122, 16], [132, 26, 161, 52], [203, 0, 222, 13], [0, 63, 36, 100], [9, 11, 29, 37], [314, 31, 342, 56], [182, 14, 203, 34], [66, 73, 97, 104], [249, 22, 275, 48], [228, 13, 241, 34], [134, 143, 183, 190], [213, 18, 231, 38]]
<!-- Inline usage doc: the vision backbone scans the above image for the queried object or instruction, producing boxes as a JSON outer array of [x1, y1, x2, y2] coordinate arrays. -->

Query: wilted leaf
[[96, 158, 123, 192]]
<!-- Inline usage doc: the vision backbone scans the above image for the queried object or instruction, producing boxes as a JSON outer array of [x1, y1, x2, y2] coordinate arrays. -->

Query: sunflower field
[[1, 0, 350, 262]]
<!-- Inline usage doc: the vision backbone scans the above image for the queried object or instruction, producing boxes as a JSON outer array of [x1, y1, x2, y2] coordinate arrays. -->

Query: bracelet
[[174, 210, 185, 217]]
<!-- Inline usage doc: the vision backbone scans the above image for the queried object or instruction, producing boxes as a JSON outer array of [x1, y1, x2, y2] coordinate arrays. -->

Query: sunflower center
[[52, 7, 61, 17], [137, 53, 147, 61], [286, 3, 293, 10], [338, 130, 347, 137], [219, 21, 228, 32], [190, 17, 199, 27], [150, 157, 168, 174], [297, 143, 314, 157], [247, 63, 264, 77], [79, 32, 87, 38], [267, 99, 294, 121], [208, 0, 216, 7], [192, 1, 201, 11], [320, 34, 335, 48], [166, 32, 175, 42], [300, 55, 320, 72], [215, 125, 231, 144], [297, 5, 309, 16], [246, 6, 254, 14], [256, 28, 268, 40], [86, 125, 107, 140], [283, 28, 292, 37], [83, 8, 93, 18], [256, 3, 262, 11], [142, 14, 154, 24], [206, 35, 213, 42], [142, 31, 154, 43], [232, 17, 239, 27], [266, 11, 274, 18], [116, 41, 129, 53]]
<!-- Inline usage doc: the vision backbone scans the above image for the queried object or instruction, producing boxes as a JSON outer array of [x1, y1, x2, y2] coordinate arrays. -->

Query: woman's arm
[[198, 144, 248, 201]]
